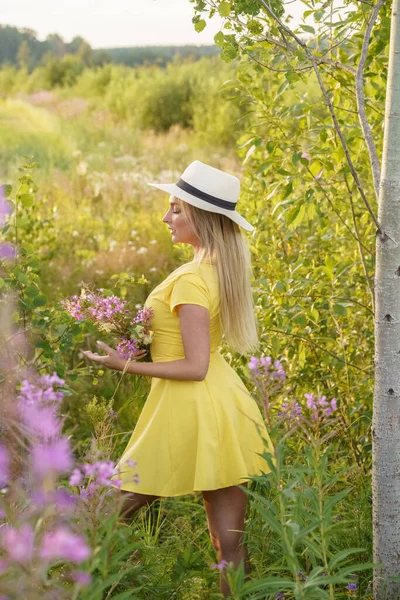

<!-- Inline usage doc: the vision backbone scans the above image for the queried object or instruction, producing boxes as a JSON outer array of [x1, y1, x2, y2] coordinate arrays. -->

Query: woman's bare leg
[[119, 490, 159, 522], [202, 483, 249, 597]]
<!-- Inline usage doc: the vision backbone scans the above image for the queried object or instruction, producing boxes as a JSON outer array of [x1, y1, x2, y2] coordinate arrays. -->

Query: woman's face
[[162, 196, 199, 247]]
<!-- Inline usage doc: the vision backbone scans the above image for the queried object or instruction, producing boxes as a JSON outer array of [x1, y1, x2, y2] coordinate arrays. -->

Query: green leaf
[[333, 303, 346, 316], [18, 193, 34, 208], [194, 19, 206, 32], [16, 272, 30, 285], [3, 184, 12, 197], [292, 151, 303, 165], [286, 204, 306, 229], [25, 285, 39, 298], [277, 80, 289, 96], [328, 547, 365, 570], [282, 181, 293, 199], [300, 24, 315, 34], [33, 294, 47, 307], [218, 2, 232, 17], [214, 31, 225, 46]]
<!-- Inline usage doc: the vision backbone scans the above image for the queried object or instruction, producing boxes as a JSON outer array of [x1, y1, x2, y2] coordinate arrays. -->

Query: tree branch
[[344, 173, 375, 312], [263, 328, 371, 373], [355, 0, 385, 201], [258, 0, 382, 234], [306, 166, 374, 255]]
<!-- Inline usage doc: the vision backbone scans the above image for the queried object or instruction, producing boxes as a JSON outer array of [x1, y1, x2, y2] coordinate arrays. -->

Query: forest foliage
[[0, 24, 218, 71]]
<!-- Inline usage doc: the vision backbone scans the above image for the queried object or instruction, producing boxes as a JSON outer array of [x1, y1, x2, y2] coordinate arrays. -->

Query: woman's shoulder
[[167, 260, 218, 294]]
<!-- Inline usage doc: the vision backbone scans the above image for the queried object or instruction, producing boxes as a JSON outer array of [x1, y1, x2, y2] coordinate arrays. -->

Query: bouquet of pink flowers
[[62, 287, 153, 360]]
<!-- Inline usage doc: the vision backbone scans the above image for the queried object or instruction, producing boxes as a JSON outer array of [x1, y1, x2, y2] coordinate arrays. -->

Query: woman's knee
[[120, 491, 158, 518], [208, 530, 221, 553], [217, 530, 244, 557]]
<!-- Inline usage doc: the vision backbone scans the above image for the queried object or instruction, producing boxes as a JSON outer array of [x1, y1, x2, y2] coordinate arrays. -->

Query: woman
[[83, 160, 272, 597]]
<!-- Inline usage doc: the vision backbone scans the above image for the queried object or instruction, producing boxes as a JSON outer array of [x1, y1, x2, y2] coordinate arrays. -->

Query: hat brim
[[148, 182, 254, 232]]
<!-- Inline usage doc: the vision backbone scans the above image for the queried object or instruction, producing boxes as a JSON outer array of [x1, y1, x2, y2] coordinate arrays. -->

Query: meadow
[[0, 54, 375, 599]]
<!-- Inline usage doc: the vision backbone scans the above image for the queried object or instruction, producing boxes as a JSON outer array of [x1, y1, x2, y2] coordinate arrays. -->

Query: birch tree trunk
[[373, 1, 400, 597]]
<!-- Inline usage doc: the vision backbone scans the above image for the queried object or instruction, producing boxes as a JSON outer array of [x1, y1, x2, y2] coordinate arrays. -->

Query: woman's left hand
[[82, 341, 128, 371]]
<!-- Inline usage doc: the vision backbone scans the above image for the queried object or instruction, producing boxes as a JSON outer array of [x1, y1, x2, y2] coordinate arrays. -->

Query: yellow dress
[[116, 260, 272, 497]]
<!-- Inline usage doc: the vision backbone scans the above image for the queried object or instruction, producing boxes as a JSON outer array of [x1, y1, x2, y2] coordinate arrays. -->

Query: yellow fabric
[[116, 260, 272, 497]]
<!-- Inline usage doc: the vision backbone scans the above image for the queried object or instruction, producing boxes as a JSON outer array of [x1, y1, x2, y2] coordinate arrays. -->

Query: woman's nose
[[162, 209, 171, 223]]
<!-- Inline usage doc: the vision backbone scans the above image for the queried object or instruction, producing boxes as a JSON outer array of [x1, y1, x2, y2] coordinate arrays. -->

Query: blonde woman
[[83, 161, 272, 597]]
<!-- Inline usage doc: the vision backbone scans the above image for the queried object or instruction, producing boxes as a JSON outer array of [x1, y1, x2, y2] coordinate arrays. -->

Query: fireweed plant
[[214, 355, 374, 600], [61, 288, 154, 360], [0, 179, 144, 599]]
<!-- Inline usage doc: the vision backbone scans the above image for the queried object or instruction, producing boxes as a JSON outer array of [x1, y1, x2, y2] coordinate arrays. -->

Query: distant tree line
[[98, 45, 219, 67], [0, 25, 219, 71]]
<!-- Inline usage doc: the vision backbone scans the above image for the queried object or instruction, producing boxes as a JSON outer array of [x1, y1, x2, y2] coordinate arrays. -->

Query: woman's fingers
[[97, 341, 113, 352], [82, 350, 108, 362]]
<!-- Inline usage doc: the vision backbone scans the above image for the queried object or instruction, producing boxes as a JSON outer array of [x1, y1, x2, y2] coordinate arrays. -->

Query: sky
[[0, 0, 304, 48]]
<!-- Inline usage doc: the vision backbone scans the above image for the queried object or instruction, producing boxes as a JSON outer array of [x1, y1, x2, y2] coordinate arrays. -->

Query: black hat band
[[176, 178, 236, 211]]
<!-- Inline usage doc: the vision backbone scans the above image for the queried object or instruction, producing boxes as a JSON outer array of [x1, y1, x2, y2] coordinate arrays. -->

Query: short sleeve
[[170, 272, 211, 315]]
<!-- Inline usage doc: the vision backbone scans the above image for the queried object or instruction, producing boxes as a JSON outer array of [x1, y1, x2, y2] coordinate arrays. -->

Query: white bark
[[373, 0, 400, 597]]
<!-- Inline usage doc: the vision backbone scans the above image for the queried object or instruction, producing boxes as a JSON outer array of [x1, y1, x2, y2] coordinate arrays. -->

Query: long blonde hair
[[179, 198, 259, 354]]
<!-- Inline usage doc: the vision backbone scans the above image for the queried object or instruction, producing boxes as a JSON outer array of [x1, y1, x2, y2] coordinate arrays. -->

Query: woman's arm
[[82, 304, 211, 382]]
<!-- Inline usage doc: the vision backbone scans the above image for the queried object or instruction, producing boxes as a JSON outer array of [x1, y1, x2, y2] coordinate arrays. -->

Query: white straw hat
[[148, 160, 254, 232]]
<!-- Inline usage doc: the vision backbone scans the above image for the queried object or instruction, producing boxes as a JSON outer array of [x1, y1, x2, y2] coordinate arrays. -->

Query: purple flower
[[32, 489, 76, 513], [317, 395, 328, 407], [260, 356, 272, 368], [275, 594, 285, 600], [61, 296, 85, 320], [0, 445, 9, 488], [248, 355, 286, 383], [40, 527, 91, 563], [248, 356, 259, 372], [0, 244, 16, 260], [117, 337, 139, 359], [278, 401, 302, 422], [20, 404, 62, 439], [86, 294, 127, 321], [211, 559, 229, 571], [72, 570, 92, 585], [69, 468, 83, 486], [1, 524, 34, 564], [305, 393, 316, 410], [108, 409, 117, 419], [31, 438, 73, 478], [346, 582, 357, 591], [18, 374, 65, 406], [304, 393, 338, 420], [78, 460, 121, 491], [132, 307, 154, 327], [39, 372, 65, 387]]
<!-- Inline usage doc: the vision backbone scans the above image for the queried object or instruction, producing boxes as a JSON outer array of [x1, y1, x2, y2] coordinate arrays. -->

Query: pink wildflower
[[69, 468, 83, 486], [72, 570, 92, 585], [1, 524, 34, 564], [31, 438, 73, 478], [117, 337, 139, 359], [211, 559, 229, 570], [39, 527, 91, 563]]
